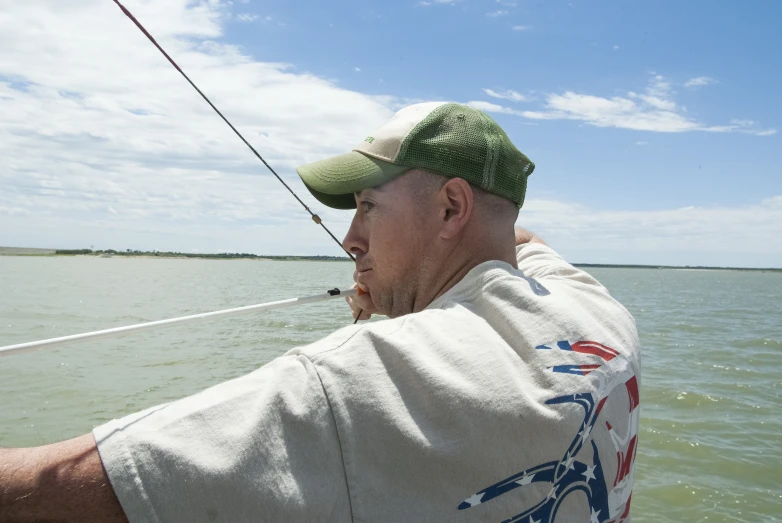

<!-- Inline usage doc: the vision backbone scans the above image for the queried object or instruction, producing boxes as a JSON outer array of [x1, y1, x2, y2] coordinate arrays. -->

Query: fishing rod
[[110, 0, 364, 322], [0, 288, 360, 358]]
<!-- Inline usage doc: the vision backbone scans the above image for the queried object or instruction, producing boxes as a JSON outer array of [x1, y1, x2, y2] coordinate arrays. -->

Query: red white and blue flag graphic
[[458, 340, 639, 523]]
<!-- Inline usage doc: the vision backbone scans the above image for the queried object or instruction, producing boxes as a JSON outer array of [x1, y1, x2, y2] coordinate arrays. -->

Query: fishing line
[[111, 0, 350, 260], [0, 288, 360, 358], [112, 0, 365, 322]]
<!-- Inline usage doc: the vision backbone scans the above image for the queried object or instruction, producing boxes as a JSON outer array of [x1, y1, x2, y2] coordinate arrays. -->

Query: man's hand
[[0, 434, 128, 523], [514, 227, 547, 247], [346, 270, 379, 321]]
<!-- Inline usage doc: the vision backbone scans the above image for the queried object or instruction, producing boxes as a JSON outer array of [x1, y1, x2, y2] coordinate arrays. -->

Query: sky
[[1, 0, 780, 267]]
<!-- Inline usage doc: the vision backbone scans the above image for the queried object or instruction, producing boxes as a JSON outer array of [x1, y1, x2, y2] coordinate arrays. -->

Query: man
[[0, 102, 640, 522]]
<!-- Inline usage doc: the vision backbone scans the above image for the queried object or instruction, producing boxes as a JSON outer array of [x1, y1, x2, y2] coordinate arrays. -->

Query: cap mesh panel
[[396, 104, 535, 207]]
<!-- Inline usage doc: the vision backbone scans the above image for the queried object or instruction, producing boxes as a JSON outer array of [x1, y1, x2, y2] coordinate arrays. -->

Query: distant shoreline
[[1, 247, 780, 272], [0, 247, 349, 262]]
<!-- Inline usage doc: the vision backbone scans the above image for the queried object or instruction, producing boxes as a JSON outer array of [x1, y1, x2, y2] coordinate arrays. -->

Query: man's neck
[[413, 236, 517, 313]]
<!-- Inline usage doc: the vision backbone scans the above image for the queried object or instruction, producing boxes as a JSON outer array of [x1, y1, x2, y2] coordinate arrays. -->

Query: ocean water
[[1, 256, 780, 522]]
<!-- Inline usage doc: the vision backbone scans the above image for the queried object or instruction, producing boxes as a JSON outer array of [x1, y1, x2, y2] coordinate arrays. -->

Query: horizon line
[[1, 247, 780, 272]]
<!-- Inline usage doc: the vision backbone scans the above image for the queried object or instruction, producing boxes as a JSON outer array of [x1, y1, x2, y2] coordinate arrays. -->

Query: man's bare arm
[[0, 433, 128, 523], [514, 227, 548, 246]]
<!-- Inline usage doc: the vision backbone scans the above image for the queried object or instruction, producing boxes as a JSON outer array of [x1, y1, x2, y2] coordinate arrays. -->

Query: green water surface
[[1, 256, 780, 521]]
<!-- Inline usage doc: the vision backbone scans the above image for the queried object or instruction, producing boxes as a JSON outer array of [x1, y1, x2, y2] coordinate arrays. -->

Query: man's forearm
[[0, 434, 128, 522], [515, 227, 547, 246]]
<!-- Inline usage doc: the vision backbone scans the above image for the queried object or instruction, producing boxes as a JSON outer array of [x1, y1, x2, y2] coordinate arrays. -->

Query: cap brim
[[296, 151, 409, 210]]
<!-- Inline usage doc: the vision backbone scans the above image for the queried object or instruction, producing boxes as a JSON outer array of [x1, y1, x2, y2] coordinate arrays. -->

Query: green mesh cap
[[296, 102, 535, 209]]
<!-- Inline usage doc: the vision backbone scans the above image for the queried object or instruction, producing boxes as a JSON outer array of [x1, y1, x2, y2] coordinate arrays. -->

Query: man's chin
[[367, 289, 393, 318], [375, 295, 414, 319]]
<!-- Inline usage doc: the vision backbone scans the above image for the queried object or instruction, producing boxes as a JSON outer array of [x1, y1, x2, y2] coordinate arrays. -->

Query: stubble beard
[[377, 260, 432, 319]]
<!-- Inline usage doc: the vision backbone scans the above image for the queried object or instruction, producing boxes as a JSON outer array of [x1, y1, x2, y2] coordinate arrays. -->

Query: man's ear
[[437, 178, 473, 240]]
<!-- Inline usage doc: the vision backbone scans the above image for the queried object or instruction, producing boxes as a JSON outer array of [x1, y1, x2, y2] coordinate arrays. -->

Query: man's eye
[[360, 201, 375, 212]]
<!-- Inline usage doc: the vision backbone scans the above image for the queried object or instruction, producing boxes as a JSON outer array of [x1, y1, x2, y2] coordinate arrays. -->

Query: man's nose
[[342, 213, 367, 258]]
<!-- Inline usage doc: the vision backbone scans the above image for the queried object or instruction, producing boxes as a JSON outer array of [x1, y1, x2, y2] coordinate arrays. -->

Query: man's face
[[342, 172, 438, 318]]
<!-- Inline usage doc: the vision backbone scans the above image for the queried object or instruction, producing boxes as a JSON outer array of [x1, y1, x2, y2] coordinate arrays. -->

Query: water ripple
[[1, 260, 781, 522]]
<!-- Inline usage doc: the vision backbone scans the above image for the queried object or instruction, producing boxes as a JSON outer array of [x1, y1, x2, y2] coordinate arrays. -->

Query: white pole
[[0, 288, 358, 358]]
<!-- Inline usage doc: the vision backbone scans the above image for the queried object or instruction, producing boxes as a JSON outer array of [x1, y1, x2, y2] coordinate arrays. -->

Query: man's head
[[342, 169, 519, 317], [296, 102, 534, 317]]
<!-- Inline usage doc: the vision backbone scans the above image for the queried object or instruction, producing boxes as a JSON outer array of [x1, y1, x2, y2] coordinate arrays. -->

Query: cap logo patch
[[364, 136, 375, 144]]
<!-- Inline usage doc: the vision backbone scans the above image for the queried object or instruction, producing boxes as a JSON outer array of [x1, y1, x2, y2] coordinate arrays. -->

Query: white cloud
[[512, 25, 531, 31], [0, 2, 778, 267], [519, 196, 782, 267], [486, 10, 509, 17], [482, 88, 528, 103], [521, 75, 776, 135], [465, 100, 524, 116], [236, 13, 258, 22], [354, 67, 361, 72], [635, 141, 648, 146], [684, 76, 717, 88], [419, 0, 456, 5], [613, 45, 620, 50], [627, 76, 677, 111], [0, 0, 395, 256]]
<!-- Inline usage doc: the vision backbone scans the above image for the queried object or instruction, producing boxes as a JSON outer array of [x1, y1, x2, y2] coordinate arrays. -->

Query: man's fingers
[[349, 272, 379, 321], [354, 290, 375, 311], [345, 283, 377, 321], [353, 307, 373, 321], [345, 295, 373, 321]]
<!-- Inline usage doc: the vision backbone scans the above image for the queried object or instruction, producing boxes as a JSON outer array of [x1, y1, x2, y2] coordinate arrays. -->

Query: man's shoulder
[[286, 305, 480, 368], [288, 249, 638, 377], [287, 314, 412, 362]]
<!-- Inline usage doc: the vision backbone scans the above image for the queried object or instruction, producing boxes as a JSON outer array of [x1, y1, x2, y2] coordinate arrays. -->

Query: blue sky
[[1, 0, 780, 267], [230, 0, 780, 209]]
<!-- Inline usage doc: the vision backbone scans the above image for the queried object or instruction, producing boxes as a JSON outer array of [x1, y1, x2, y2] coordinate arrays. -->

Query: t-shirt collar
[[424, 259, 518, 311]]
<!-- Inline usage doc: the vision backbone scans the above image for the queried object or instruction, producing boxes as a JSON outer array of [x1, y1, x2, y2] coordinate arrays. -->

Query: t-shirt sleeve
[[516, 242, 606, 289], [93, 354, 351, 523]]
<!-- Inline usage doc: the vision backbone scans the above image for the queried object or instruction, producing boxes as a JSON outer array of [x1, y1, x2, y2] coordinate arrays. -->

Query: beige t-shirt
[[95, 243, 641, 523]]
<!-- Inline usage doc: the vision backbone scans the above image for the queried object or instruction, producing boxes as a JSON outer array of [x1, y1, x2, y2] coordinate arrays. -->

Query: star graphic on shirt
[[515, 474, 535, 486], [582, 465, 596, 483], [545, 485, 559, 501], [463, 493, 484, 507], [528, 516, 541, 523], [563, 454, 575, 471], [590, 507, 601, 523]]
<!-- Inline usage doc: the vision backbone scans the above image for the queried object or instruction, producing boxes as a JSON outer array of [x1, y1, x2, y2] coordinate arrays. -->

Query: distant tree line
[[53, 249, 350, 261]]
